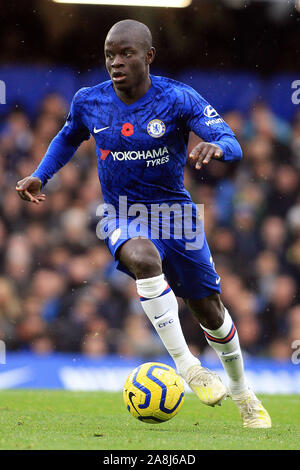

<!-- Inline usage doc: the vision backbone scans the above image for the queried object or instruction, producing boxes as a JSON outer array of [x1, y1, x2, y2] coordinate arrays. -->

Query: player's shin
[[200, 308, 247, 395], [136, 274, 199, 375]]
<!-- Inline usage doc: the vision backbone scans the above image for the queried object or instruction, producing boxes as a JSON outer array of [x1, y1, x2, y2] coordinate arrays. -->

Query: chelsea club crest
[[147, 119, 166, 138]]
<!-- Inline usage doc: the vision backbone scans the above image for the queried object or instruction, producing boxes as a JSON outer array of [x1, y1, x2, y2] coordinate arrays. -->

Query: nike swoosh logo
[[154, 309, 169, 320], [93, 126, 110, 134], [216, 277, 221, 285], [128, 391, 140, 415]]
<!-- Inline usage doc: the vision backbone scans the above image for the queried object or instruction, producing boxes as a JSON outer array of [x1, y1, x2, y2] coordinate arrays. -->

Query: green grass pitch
[[0, 390, 299, 450]]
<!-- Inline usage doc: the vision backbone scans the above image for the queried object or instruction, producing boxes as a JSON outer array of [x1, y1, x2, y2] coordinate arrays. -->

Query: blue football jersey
[[32, 74, 242, 209]]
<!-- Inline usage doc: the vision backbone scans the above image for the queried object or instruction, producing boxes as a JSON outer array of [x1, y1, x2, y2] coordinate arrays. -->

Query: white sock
[[200, 308, 247, 394], [136, 274, 199, 376]]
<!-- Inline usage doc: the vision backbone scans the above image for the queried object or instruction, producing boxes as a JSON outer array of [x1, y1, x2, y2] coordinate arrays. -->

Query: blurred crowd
[[0, 87, 299, 363]]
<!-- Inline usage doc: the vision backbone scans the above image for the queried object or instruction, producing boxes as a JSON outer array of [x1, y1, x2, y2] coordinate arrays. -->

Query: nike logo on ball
[[128, 391, 140, 414], [93, 126, 109, 133]]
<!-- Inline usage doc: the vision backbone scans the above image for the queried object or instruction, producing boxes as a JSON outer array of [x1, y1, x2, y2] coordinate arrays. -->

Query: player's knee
[[119, 238, 162, 279], [130, 243, 162, 278], [133, 254, 162, 279]]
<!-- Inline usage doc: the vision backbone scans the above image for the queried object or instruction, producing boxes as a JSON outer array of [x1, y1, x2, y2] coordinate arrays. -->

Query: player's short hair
[[106, 19, 153, 52]]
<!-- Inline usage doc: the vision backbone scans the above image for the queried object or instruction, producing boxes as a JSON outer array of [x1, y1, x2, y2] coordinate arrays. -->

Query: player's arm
[[16, 88, 90, 203], [181, 89, 242, 170]]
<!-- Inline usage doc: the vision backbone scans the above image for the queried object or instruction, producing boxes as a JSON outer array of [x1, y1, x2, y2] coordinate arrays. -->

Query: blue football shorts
[[100, 201, 221, 300]]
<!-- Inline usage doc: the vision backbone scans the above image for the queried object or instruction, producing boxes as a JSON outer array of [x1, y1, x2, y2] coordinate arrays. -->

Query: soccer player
[[16, 19, 271, 428]]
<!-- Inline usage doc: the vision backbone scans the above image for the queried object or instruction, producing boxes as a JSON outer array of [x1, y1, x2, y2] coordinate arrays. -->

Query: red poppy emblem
[[121, 123, 134, 137]]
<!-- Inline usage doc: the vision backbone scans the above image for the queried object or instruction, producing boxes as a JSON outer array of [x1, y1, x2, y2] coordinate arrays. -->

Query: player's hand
[[189, 142, 223, 170], [16, 176, 46, 204]]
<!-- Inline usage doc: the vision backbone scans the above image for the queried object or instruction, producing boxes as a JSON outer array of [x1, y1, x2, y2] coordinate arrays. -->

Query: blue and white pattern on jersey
[[32, 74, 242, 210]]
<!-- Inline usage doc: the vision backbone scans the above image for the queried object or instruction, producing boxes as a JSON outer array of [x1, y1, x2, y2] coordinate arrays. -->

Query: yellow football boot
[[184, 365, 228, 406], [232, 389, 272, 428]]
